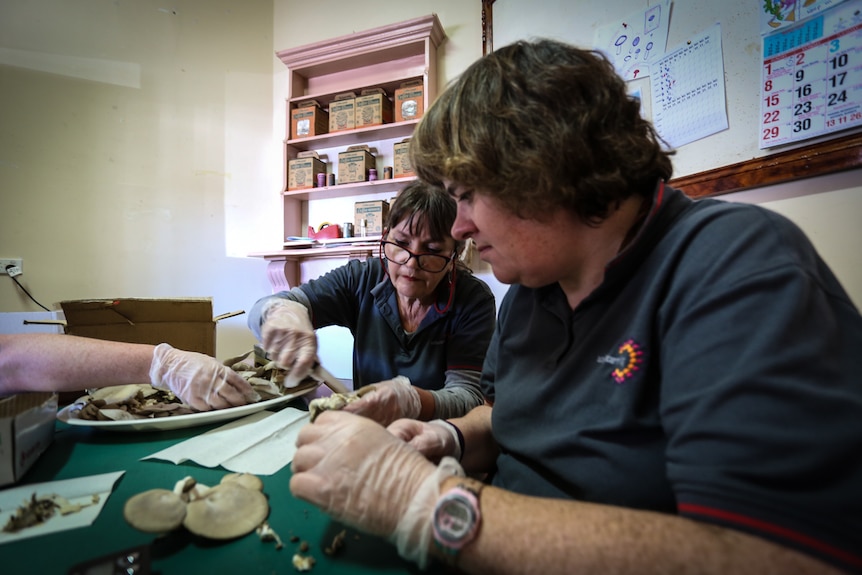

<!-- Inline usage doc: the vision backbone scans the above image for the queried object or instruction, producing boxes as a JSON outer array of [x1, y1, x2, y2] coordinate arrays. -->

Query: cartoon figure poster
[[593, 0, 672, 80], [761, 0, 849, 34]]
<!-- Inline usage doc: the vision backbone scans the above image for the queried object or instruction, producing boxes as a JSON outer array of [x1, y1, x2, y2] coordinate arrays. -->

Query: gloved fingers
[[386, 418, 427, 442], [290, 439, 330, 474], [296, 409, 350, 444], [206, 381, 258, 410], [341, 387, 394, 424], [263, 331, 318, 387]]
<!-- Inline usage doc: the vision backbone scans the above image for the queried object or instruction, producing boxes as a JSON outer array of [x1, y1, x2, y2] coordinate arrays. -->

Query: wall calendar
[[759, 0, 862, 149]]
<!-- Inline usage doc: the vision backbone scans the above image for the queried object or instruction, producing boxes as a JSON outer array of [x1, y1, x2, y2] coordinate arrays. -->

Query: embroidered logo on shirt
[[596, 339, 644, 384]]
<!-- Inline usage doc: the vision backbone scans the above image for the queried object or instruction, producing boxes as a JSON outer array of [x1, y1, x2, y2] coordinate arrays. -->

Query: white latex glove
[[388, 418, 462, 463], [260, 299, 318, 387], [291, 410, 464, 568], [149, 343, 260, 411], [341, 375, 421, 426]]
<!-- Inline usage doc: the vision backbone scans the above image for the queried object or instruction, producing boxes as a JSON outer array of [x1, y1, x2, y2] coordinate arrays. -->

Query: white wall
[[0, 0, 276, 357]]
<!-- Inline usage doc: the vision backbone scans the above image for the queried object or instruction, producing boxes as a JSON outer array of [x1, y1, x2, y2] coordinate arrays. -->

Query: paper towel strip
[[143, 407, 309, 475]]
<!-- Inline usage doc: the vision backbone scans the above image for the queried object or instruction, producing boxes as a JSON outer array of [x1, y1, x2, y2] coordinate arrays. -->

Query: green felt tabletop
[[0, 409, 432, 575]]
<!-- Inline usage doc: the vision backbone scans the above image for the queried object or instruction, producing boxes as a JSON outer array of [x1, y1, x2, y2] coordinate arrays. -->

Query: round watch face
[[433, 490, 479, 548]]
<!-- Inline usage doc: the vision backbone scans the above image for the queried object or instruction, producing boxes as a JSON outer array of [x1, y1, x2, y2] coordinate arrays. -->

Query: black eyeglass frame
[[379, 240, 456, 273]]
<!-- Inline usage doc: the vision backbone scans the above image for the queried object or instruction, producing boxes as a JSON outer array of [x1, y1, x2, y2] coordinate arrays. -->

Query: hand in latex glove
[[291, 410, 464, 568], [342, 375, 421, 426], [149, 343, 260, 411], [260, 299, 318, 387], [388, 419, 462, 463]]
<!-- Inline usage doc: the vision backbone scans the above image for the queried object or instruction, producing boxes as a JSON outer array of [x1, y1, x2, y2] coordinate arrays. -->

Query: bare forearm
[[449, 404, 499, 472], [0, 334, 153, 394], [435, 480, 841, 575]]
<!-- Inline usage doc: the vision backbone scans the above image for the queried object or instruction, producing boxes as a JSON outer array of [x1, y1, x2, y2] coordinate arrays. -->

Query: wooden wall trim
[[669, 131, 862, 199]]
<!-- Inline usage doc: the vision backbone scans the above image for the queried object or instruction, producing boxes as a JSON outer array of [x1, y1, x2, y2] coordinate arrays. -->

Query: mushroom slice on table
[[183, 482, 269, 539], [220, 472, 264, 491], [123, 489, 187, 533]]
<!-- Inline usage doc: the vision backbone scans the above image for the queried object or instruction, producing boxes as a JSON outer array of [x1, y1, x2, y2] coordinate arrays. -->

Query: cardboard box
[[394, 80, 425, 123], [58, 298, 242, 357], [355, 88, 393, 128], [290, 99, 329, 139], [328, 92, 356, 133], [393, 138, 414, 178], [354, 200, 390, 236], [338, 145, 376, 184], [0, 393, 58, 487], [288, 150, 326, 190]]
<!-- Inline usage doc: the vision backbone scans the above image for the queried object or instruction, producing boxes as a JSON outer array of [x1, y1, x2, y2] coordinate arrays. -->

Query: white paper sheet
[[0, 471, 124, 544], [650, 23, 729, 148], [593, 0, 671, 80], [143, 407, 310, 475]]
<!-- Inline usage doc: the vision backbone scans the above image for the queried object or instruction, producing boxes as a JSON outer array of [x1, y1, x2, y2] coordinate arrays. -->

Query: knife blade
[[311, 364, 351, 395]]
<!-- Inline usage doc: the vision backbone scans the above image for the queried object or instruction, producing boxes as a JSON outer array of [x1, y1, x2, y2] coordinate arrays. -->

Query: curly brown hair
[[410, 39, 674, 224]]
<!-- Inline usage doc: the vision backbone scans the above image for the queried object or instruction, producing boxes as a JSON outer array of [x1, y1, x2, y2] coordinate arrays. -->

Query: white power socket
[[1, 258, 23, 276]]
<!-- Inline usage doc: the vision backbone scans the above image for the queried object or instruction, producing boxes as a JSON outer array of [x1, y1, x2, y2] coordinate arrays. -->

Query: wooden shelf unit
[[252, 14, 445, 290]]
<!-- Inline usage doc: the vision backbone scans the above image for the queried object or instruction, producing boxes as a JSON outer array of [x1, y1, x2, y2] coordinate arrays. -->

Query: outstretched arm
[[0, 333, 153, 393], [0, 334, 258, 411]]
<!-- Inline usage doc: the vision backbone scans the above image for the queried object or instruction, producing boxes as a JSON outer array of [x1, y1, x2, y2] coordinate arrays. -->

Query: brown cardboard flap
[[60, 298, 214, 325], [58, 298, 220, 356], [214, 310, 245, 322]]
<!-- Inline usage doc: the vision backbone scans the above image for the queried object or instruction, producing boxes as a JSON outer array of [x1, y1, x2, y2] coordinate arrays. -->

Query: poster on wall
[[759, 0, 862, 148], [649, 23, 729, 148], [760, 0, 849, 34], [593, 0, 671, 80]]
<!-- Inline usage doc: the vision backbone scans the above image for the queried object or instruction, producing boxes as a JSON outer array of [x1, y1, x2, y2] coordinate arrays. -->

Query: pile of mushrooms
[[123, 472, 271, 540], [72, 384, 195, 421], [308, 386, 376, 422]]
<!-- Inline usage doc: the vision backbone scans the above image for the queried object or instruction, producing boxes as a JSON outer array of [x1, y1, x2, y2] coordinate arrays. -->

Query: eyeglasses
[[381, 241, 455, 273]]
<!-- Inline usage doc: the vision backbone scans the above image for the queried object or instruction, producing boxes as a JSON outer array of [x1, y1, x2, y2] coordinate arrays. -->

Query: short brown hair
[[411, 39, 674, 223]]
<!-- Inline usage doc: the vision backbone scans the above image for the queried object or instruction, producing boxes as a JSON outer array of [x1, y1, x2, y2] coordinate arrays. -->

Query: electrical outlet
[[0, 258, 23, 275]]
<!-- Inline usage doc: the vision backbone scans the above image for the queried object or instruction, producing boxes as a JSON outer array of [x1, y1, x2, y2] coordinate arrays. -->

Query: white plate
[[56, 384, 319, 432]]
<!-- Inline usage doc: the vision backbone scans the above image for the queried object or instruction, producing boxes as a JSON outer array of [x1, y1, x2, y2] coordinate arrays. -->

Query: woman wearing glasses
[[248, 181, 496, 426]]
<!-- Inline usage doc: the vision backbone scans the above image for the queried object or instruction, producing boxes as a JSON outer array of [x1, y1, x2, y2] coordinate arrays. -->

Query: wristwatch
[[432, 483, 482, 564]]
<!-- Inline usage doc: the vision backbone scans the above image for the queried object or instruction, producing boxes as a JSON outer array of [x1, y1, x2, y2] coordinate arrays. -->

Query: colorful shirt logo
[[597, 339, 645, 384]]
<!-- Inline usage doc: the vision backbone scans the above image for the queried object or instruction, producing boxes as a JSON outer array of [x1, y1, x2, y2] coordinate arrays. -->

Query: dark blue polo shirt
[[484, 183, 862, 572]]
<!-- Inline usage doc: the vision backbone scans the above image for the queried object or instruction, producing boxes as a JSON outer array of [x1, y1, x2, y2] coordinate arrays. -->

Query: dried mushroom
[[3, 494, 59, 533], [221, 472, 264, 491], [123, 473, 270, 542], [257, 520, 284, 549], [292, 553, 316, 572], [3, 493, 98, 533], [182, 482, 269, 540], [308, 386, 376, 422], [122, 489, 187, 533], [70, 384, 193, 422], [324, 529, 347, 556]]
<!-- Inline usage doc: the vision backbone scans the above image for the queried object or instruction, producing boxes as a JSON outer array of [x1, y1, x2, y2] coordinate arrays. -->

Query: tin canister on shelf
[[328, 173, 336, 186], [383, 166, 393, 179], [343, 222, 354, 238], [368, 168, 378, 181], [317, 173, 326, 188]]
